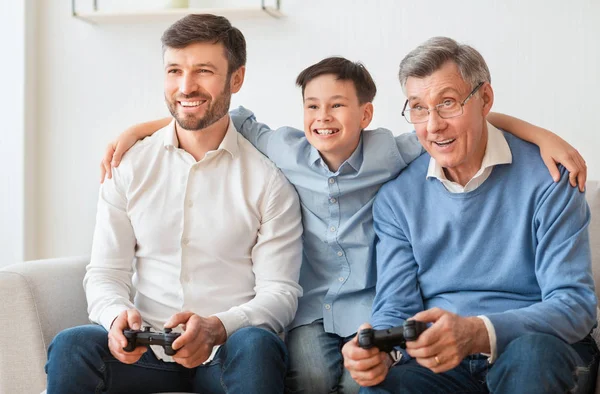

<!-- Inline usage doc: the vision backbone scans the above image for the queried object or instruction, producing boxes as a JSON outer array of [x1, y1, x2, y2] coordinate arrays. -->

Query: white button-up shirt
[[426, 122, 513, 363], [84, 118, 303, 360]]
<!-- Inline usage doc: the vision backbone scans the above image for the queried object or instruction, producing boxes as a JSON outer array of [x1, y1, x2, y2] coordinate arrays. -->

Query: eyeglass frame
[[401, 81, 485, 124]]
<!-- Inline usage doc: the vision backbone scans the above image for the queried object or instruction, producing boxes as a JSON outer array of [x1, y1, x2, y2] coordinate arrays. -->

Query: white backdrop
[[3, 0, 599, 261]]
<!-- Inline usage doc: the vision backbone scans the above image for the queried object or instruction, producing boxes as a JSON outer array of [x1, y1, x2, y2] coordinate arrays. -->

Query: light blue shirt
[[230, 106, 423, 336]]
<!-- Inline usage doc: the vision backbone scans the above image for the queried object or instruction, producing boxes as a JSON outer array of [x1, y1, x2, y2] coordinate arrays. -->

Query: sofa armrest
[[0, 256, 90, 394]]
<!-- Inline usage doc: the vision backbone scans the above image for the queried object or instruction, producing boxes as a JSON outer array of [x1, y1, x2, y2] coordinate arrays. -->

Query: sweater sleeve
[[370, 187, 424, 330], [485, 169, 597, 355]]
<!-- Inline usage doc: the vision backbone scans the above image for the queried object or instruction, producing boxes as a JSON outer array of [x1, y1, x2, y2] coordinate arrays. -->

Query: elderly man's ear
[[481, 83, 495, 115]]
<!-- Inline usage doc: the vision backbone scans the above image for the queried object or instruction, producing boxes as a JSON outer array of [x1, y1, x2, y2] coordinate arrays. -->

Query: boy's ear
[[229, 66, 246, 94], [360, 102, 374, 129]]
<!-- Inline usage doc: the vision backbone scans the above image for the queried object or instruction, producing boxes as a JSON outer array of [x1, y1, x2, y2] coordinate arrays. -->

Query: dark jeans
[[360, 333, 599, 394], [45, 324, 287, 394]]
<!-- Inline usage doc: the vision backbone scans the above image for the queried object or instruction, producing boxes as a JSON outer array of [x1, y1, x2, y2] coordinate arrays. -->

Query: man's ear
[[360, 102, 374, 129], [229, 66, 246, 94], [481, 83, 494, 117]]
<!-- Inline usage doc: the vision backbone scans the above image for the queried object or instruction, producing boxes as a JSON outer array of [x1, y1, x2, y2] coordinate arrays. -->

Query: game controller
[[123, 326, 181, 356], [358, 320, 428, 353]]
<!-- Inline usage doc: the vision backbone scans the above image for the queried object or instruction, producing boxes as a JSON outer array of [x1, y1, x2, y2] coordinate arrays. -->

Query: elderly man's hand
[[342, 323, 393, 387], [165, 312, 227, 369], [405, 308, 489, 373]]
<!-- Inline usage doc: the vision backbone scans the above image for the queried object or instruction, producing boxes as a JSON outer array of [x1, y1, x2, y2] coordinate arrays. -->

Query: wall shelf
[[72, 1, 282, 24]]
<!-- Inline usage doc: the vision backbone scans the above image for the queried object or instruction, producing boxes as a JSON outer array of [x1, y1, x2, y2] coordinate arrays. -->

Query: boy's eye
[[307, 105, 318, 110], [332, 103, 343, 108], [167, 69, 180, 74]]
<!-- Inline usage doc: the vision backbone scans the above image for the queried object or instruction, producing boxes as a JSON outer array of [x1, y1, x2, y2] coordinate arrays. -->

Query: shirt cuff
[[477, 315, 498, 364], [98, 304, 130, 332], [212, 308, 250, 337]]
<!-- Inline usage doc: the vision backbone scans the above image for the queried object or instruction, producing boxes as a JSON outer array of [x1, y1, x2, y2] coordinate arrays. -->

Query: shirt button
[[182, 238, 190, 246], [337, 251, 343, 257], [338, 277, 345, 282], [329, 178, 335, 184], [324, 304, 331, 310], [330, 226, 336, 232], [330, 197, 337, 204]]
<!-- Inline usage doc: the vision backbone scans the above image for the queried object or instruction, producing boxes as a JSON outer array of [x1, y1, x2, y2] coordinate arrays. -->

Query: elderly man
[[342, 37, 599, 394]]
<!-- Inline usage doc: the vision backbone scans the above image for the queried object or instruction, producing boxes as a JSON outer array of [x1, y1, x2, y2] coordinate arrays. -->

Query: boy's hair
[[296, 57, 377, 104], [161, 14, 247, 76]]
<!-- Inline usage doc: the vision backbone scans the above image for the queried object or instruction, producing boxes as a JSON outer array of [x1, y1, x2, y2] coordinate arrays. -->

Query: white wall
[[0, 0, 37, 266], [26, 0, 600, 259]]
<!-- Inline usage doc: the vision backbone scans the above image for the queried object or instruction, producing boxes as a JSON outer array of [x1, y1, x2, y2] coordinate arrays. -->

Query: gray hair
[[398, 37, 491, 93]]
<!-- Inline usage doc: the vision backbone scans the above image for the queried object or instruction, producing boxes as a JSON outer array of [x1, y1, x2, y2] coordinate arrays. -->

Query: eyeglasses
[[401, 82, 485, 124]]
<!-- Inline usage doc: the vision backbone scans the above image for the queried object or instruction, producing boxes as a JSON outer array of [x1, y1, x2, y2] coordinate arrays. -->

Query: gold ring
[[434, 356, 441, 365]]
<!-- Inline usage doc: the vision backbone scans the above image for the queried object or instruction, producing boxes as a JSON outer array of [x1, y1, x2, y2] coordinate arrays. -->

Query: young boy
[[100, 57, 587, 393]]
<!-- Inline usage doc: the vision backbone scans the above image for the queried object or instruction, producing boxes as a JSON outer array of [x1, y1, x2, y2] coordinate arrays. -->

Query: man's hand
[[107, 309, 147, 364], [166, 312, 227, 369], [99, 131, 141, 183], [538, 131, 587, 192], [342, 323, 393, 387], [405, 308, 489, 373]]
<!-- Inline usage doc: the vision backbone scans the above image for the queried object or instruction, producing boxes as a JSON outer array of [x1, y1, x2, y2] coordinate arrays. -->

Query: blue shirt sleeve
[[486, 168, 597, 354], [394, 132, 425, 166], [229, 106, 275, 157]]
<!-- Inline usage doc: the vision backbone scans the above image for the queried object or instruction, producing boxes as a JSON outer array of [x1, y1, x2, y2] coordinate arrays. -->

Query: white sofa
[[1, 181, 599, 394]]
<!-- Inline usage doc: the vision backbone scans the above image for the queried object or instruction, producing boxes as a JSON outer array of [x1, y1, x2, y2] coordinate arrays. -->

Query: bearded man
[[44, 14, 303, 394]]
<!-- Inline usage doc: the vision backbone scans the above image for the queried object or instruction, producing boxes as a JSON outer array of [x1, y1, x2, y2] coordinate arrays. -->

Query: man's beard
[[166, 80, 232, 131]]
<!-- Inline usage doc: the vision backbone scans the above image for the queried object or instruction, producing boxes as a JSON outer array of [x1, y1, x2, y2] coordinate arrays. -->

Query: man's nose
[[179, 73, 197, 95], [426, 109, 444, 134]]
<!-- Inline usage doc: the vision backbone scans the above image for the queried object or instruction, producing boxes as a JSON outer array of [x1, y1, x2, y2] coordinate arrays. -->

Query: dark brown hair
[[161, 14, 246, 75], [295, 57, 377, 104]]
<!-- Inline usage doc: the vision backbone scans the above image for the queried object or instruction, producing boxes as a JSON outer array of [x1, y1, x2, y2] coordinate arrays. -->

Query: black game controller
[[123, 326, 181, 356], [358, 320, 428, 353]]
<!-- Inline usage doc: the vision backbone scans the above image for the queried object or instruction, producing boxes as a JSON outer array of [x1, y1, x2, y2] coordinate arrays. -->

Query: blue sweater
[[371, 132, 597, 355]]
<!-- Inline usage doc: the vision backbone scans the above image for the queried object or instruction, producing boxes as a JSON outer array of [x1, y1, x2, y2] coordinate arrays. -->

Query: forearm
[[487, 112, 550, 145], [486, 294, 596, 355], [86, 170, 137, 330], [128, 117, 171, 139], [371, 196, 423, 330]]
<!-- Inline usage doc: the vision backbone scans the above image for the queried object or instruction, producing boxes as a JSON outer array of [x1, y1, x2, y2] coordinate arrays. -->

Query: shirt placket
[[178, 161, 198, 310], [322, 174, 350, 333]]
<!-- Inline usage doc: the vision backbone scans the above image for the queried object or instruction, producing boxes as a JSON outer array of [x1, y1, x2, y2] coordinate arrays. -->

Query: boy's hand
[[100, 131, 140, 183], [108, 309, 147, 364], [539, 132, 587, 192], [342, 323, 392, 387], [165, 312, 227, 369]]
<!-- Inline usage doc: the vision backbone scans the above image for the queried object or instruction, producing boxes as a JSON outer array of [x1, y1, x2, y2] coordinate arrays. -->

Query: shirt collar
[[163, 117, 239, 158], [426, 122, 512, 181], [309, 134, 364, 173]]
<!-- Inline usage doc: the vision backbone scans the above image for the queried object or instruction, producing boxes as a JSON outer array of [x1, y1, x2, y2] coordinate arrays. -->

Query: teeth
[[180, 101, 202, 107], [435, 139, 455, 146], [315, 129, 337, 135]]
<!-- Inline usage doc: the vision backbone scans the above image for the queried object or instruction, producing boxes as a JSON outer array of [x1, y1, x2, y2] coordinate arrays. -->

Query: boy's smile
[[303, 74, 373, 172]]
